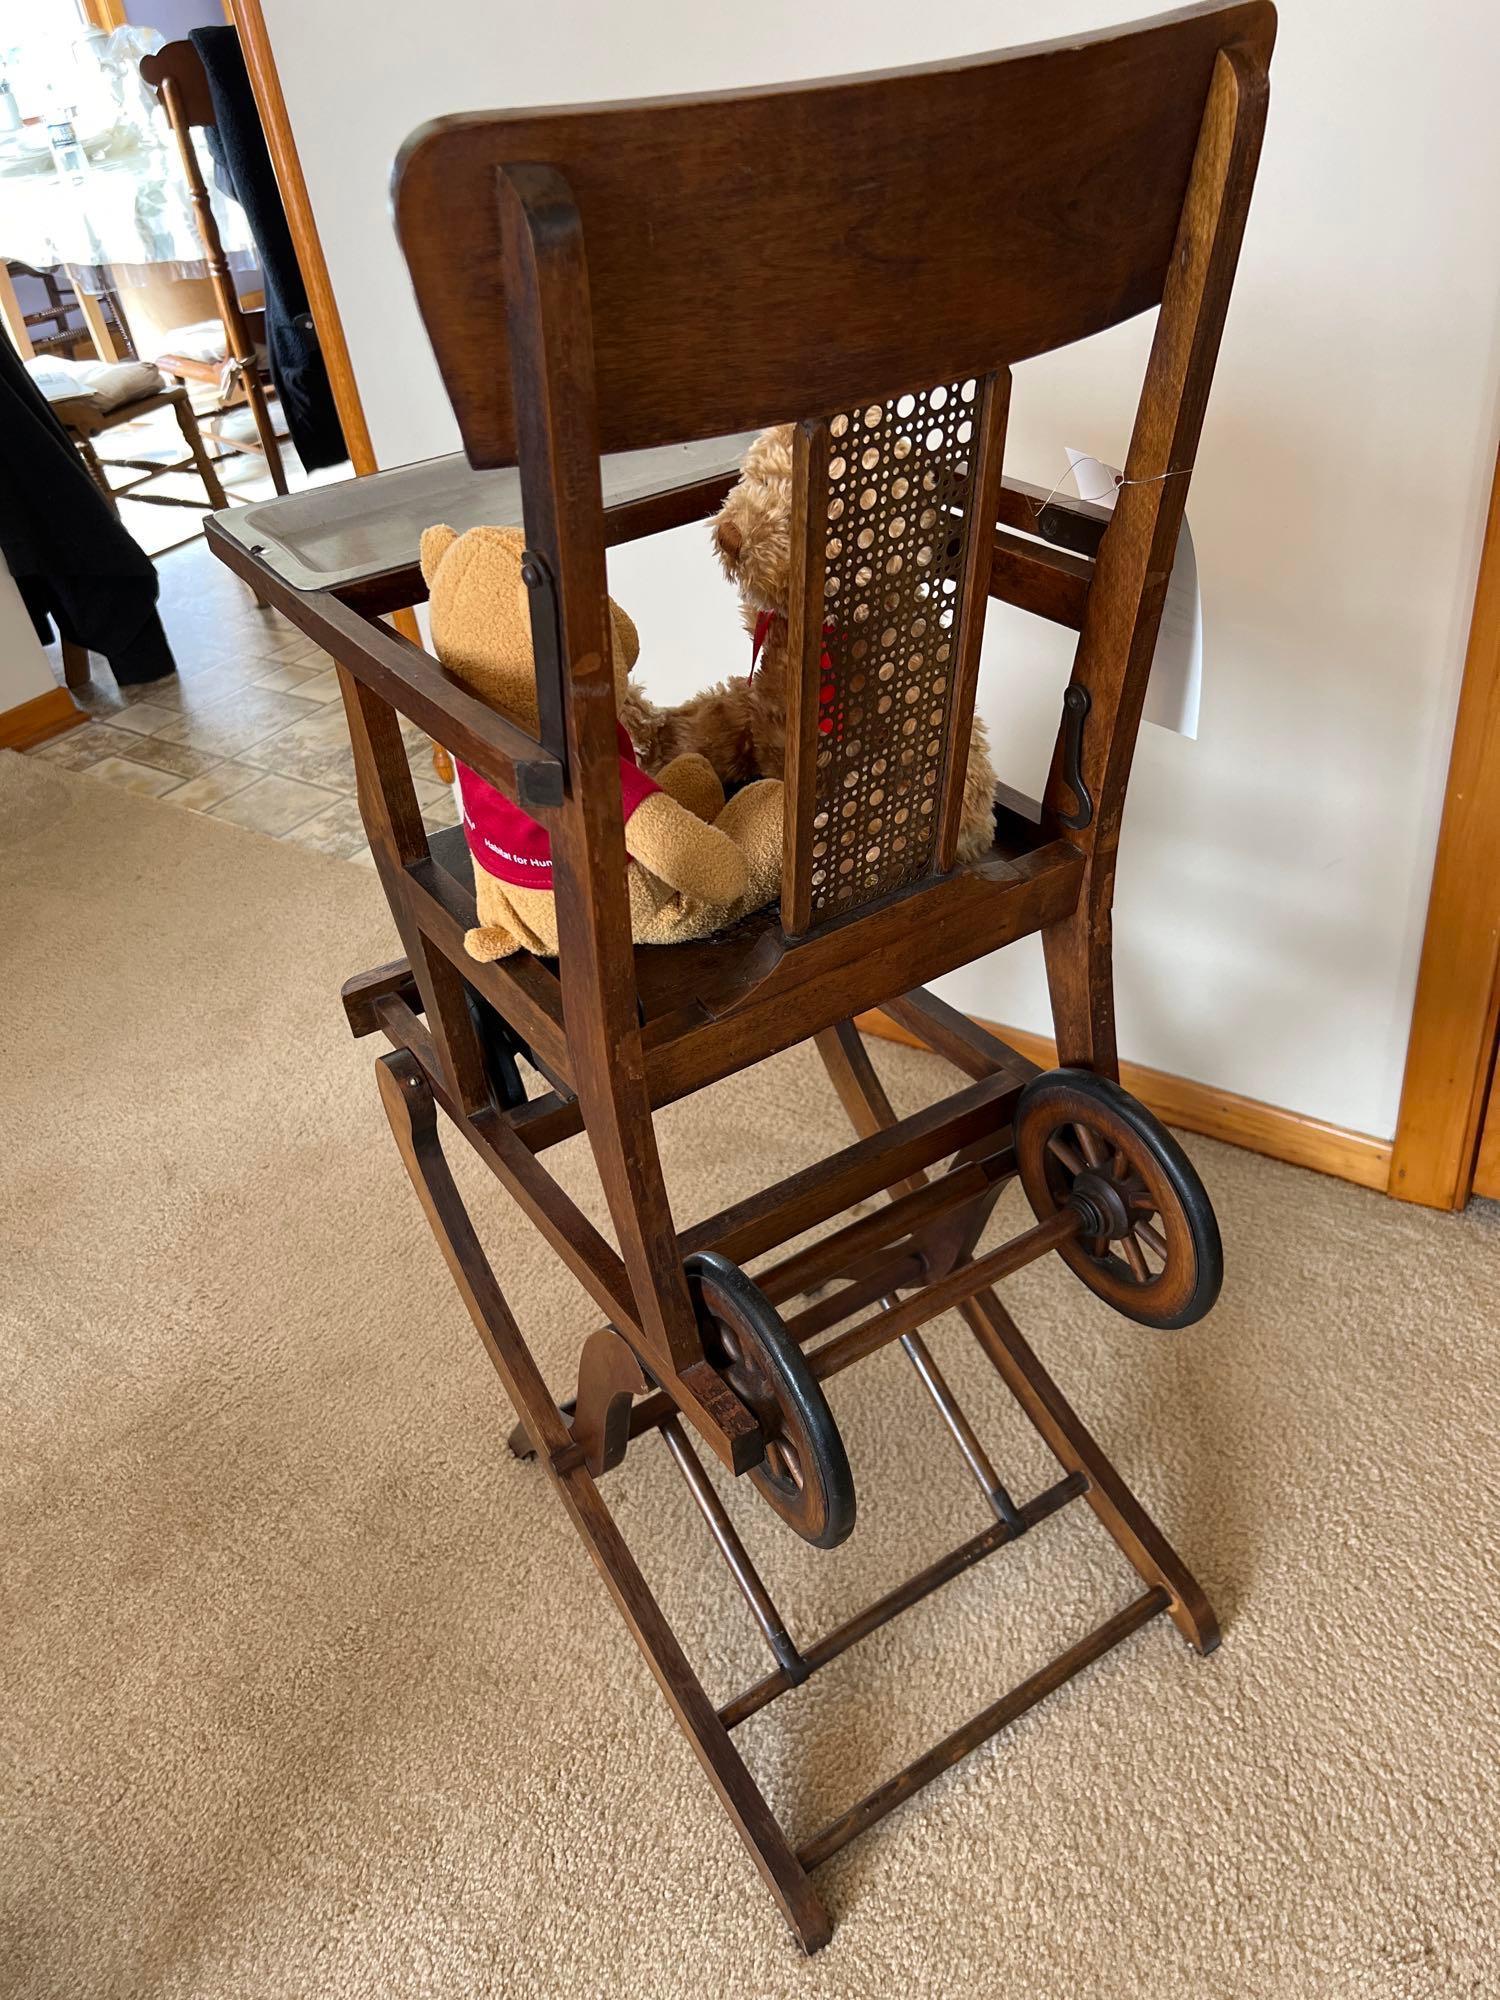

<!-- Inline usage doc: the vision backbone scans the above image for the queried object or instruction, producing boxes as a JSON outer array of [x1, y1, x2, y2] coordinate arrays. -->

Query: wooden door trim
[[859, 1009, 1393, 1193], [1390, 442, 1500, 1209], [0, 686, 87, 751], [227, 0, 378, 476]]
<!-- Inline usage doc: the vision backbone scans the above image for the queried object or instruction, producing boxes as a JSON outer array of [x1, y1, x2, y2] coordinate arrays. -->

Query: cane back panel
[[783, 371, 1007, 932]]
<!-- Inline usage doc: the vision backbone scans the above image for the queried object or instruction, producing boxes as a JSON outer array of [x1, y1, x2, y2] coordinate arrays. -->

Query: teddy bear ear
[[419, 524, 458, 588], [609, 599, 641, 669]]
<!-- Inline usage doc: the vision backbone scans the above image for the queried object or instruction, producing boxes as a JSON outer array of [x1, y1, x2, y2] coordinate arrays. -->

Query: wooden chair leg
[[74, 436, 121, 518], [375, 1047, 833, 1954], [812, 1018, 1218, 1656], [241, 367, 289, 496], [60, 640, 91, 690], [956, 1285, 1218, 1653], [1042, 898, 1120, 1076], [169, 391, 230, 511]]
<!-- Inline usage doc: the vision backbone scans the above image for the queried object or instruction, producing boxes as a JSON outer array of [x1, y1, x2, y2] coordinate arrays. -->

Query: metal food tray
[[207, 433, 755, 593]]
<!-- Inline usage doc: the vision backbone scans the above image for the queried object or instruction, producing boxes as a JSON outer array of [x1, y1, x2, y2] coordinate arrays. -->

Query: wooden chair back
[[139, 39, 287, 493], [372, 2, 1272, 1292], [393, 2, 1271, 953]]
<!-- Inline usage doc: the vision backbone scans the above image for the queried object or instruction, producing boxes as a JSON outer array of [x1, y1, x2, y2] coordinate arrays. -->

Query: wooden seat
[[139, 40, 288, 494], [206, 1, 1274, 1952], [32, 360, 228, 523]]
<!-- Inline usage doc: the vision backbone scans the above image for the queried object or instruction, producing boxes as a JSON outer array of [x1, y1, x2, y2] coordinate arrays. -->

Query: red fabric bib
[[751, 610, 838, 735], [458, 723, 660, 890]]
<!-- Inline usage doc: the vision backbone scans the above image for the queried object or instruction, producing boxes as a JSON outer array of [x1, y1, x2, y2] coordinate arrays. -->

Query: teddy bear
[[420, 523, 783, 962], [619, 425, 998, 864]]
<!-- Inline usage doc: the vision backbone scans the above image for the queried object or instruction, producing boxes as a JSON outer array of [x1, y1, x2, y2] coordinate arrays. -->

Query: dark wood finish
[[805, 1208, 1082, 1383], [989, 527, 1092, 629], [304, 589, 564, 808], [679, 1070, 1019, 1264], [377, 1049, 830, 1948], [883, 986, 1042, 1086], [962, 1285, 1219, 1653], [208, 4, 1267, 1948], [394, 3, 1275, 463], [572, 1326, 650, 1475], [494, 163, 717, 1404], [139, 40, 288, 492]]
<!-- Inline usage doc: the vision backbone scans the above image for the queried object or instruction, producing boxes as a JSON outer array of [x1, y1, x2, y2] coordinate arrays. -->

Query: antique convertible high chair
[[206, 1, 1272, 1951]]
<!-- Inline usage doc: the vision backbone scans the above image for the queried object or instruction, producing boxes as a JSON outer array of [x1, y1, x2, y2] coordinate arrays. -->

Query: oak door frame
[[1390, 442, 1500, 1210], [224, 0, 379, 476]]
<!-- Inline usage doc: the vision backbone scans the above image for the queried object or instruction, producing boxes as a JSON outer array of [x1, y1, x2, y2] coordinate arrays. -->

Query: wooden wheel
[[1014, 1070, 1222, 1330], [684, 1254, 856, 1549]]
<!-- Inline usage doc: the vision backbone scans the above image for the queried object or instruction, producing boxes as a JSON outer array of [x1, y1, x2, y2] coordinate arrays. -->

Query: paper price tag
[[1063, 449, 1202, 740]]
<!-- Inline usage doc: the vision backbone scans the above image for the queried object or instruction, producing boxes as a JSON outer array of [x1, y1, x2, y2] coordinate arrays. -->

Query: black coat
[[0, 336, 175, 684], [190, 25, 348, 475]]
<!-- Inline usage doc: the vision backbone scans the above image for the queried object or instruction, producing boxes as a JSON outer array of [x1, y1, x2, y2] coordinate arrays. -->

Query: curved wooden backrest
[[394, 1, 1276, 464], [139, 41, 216, 129]]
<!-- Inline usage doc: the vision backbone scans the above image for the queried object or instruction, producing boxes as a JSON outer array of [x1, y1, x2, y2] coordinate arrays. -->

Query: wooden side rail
[[989, 528, 1092, 629], [995, 476, 1113, 556]]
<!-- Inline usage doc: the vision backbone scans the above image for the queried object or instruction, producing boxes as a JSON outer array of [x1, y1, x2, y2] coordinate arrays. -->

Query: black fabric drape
[[0, 338, 175, 685], [189, 25, 348, 474]]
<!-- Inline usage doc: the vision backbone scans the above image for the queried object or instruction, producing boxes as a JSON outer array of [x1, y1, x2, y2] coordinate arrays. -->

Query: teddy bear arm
[[654, 752, 725, 822], [625, 791, 750, 906], [625, 680, 759, 787]]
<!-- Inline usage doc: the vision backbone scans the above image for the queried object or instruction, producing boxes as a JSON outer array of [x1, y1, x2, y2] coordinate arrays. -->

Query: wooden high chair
[[206, 1, 1273, 1950]]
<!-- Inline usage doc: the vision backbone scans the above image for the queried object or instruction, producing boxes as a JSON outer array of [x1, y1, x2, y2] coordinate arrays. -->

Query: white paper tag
[[1064, 449, 1202, 740]]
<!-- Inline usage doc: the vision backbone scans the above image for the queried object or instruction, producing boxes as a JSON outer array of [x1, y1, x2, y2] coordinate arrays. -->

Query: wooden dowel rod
[[754, 1166, 988, 1304], [808, 1208, 1081, 1382], [677, 1071, 1018, 1268], [797, 1587, 1170, 1868], [779, 1257, 926, 1344]]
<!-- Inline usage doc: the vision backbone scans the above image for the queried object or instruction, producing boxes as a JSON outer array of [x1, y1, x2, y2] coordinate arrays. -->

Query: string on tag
[[1027, 462, 1194, 521]]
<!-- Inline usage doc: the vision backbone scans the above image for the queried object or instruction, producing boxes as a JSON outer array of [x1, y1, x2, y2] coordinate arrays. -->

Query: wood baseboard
[[0, 686, 87, 752], [856, 1008, 1394, 1194]]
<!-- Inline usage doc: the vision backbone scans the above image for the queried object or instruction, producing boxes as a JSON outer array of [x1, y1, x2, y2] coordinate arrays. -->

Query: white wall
[[261, 0, 1500, 1140], [0, 568, 57, 714]]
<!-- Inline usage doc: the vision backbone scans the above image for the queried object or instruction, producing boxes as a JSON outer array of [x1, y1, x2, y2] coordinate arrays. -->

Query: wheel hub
[[1067, 1166, 1135, 1242]]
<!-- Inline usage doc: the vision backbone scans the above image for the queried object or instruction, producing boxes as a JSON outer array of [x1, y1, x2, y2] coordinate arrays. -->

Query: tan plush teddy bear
[[421, 523, 783, 962], [620, 425, 998, 864]]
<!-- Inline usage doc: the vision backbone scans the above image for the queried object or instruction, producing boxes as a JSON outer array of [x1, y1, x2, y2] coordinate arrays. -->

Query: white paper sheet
[[1063, 449, 1203, 740]]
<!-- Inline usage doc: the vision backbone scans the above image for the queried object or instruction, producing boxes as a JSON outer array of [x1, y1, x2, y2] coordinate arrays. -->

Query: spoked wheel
[[684, 1253, 856, 1549], [1014, 1069, 1223, 1330]]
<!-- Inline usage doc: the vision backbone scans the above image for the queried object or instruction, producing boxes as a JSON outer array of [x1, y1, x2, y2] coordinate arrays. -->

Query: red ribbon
[[750, 610, 838, 735]]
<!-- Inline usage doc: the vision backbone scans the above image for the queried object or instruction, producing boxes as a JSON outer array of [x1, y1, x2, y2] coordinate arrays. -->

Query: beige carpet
[[3, 747, 1497, 2000]]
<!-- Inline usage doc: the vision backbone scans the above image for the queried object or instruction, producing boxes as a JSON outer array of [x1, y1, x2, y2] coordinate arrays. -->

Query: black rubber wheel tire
[[684, 1253, 856, 1549], [1014, 1068, 1223, 1331]]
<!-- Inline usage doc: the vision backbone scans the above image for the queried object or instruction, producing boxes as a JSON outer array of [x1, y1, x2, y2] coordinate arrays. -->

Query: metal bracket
[[520, 547, 568, 771], [1057, 682, 1094, 831]]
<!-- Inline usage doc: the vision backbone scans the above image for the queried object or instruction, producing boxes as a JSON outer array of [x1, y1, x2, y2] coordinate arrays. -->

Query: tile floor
[[27, 534, 458, 866]]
